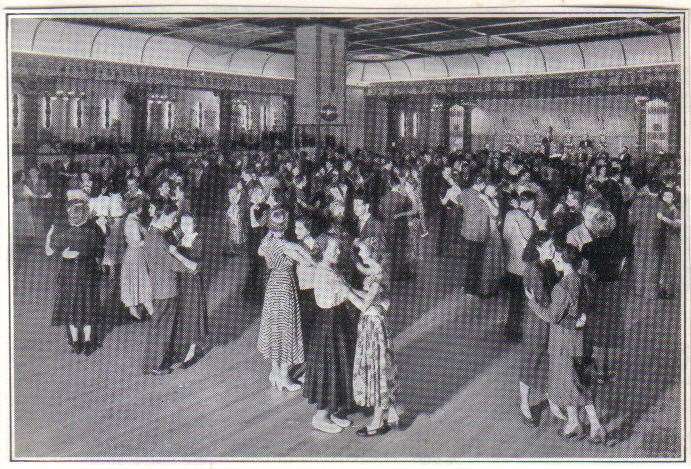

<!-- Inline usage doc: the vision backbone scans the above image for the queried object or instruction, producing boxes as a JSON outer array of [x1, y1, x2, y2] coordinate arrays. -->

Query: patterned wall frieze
[[365, 64, 681, 100], [11, 52, 294, 96]]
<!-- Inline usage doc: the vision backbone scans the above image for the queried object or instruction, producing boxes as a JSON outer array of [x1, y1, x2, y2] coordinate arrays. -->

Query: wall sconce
[[634, 95, 649, 107]]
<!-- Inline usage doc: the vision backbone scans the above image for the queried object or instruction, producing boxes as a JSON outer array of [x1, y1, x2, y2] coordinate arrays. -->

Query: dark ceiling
[[62, 16, 681, 62]]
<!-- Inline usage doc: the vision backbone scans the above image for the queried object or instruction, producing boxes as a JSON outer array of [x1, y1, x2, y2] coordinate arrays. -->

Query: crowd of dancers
[[12, 137, 682, 441]]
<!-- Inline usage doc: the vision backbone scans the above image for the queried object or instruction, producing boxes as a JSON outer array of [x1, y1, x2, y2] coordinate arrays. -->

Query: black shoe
[[70, 341, 83, 354], [356, 424, 391, 437], [504, 329, 523, 343], [520, 410, 539, 428], [82, 341, 97, 356]]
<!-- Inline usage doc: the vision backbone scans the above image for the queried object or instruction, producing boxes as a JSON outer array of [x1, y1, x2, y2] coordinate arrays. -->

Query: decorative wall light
[[634, 95, 650, 107]]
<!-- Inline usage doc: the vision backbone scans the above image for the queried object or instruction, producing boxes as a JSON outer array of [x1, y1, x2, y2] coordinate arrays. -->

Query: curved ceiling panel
[[261, 53, 294, 79], [476, 52, 511, 76], [92, 27, 149, 63], [669, 33, 681, 62], [444, 54, 480, 77], [346, 62, 366, 84], [541, 43, 583, 72], [362, 62, 391, 82], [188, 52, 229, 73], [622, 35, 673, 66], [142, 36, 195, 68], [226, 48, 272, 76], [10, 18, 43, 51], [31, 20, 70, 56], [504, 47, 546, 75], [580, 39, 625, 69], [383, 60, 412, 80]]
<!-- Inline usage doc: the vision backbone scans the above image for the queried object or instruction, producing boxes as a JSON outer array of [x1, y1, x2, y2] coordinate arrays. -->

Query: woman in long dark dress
[[290, 217, 320, 383], [46, 200, 105, 355], [243, 185, 269, 301], [628, 182, 665, 300], [168, 212, 210, 369], [580, 210, 623, 384], [478, 184, 505, 297], [657, 189, 681, 299], [303, 235, 356, 434]]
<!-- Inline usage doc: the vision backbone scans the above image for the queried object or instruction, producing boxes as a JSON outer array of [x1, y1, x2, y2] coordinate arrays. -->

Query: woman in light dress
[[257, 208, 316, 391], [120, 195, 154, 320], [346, 236, 399, 437]]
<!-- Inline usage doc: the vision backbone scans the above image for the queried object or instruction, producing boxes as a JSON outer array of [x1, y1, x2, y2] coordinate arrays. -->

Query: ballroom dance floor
[[11, 212, 681, 459]]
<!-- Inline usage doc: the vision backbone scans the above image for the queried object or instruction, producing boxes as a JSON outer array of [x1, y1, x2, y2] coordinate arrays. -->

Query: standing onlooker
[[47, 200, 105, 355]]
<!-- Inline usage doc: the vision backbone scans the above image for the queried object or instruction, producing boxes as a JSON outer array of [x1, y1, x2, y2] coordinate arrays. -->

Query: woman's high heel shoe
[[276, 378, 301, 392], [588, 426, 608, 445], [561, 423, 585, 440], [356, 423, 391, 437], [270, 372, 301, 392]]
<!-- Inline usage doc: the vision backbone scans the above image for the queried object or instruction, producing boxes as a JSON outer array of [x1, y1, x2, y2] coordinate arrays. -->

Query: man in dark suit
[[351, 191, 385, 289], [379, 174, 411, 281], [353, 191, 384, 242]]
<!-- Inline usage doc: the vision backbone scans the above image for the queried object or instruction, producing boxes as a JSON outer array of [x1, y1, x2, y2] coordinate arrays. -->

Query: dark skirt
[[172, 272, 209, 360], [584, 280, 626, 348], [518, 314, 550, 390], [142, 298, 178, 372], [51, 257, 101, 327], [303, 303, 355, 413], [298, 288, 317, 356], [243, 227, 267, 300]]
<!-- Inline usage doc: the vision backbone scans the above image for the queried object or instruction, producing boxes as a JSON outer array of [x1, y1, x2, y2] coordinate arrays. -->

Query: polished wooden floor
[[11, 214, 682, 459]]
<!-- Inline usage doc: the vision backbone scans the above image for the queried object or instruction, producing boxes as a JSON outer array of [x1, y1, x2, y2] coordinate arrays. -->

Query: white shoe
[[275, 375, 302, 392], [312, 416, 342, 433], [330, 414, 352, 428]]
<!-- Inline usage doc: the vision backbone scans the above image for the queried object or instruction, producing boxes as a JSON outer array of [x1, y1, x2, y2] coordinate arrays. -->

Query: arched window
[[12, 94, 18, 129], [412, 112, 419, 138], [43, 96, 52, 129], [102, 98, 111, 129], [76, 99, 83, 129], [399, 111, 406, 137], [237, 101, 252, 131], [166, 102, 175, 129]]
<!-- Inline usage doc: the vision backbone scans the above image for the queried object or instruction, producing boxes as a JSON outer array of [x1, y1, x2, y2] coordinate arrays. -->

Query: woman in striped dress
[[257, 208, 316, 391]]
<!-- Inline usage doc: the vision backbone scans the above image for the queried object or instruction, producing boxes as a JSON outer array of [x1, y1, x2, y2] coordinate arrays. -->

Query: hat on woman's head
[[268, 207, 289, 232]]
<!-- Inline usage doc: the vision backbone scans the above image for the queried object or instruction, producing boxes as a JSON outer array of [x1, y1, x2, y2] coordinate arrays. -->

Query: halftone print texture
[[9, 13, 684, 460]]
